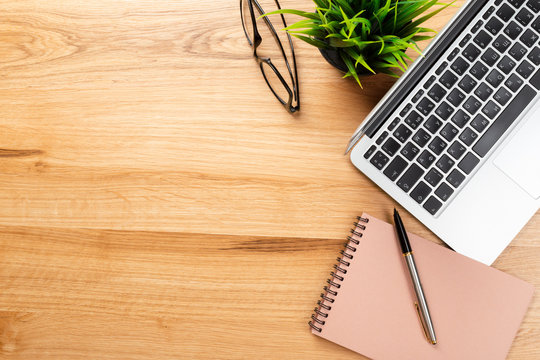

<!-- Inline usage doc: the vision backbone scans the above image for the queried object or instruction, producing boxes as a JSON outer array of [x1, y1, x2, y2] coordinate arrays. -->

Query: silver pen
[[393, 208, 437, 345]]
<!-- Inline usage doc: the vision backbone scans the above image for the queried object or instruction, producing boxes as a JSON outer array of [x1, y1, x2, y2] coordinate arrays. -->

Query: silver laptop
[[347, 0, 540, 265]]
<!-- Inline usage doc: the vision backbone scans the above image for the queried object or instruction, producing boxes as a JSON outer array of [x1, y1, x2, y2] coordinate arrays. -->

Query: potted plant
[[264, 0, 452, 87]]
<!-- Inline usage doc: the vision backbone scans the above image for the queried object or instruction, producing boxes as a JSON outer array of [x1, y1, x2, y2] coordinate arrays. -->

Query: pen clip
[[414, 302, 430, 343]]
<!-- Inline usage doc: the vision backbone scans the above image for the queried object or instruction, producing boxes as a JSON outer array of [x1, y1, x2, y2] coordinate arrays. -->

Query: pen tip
[[394, 208, 398, 215]]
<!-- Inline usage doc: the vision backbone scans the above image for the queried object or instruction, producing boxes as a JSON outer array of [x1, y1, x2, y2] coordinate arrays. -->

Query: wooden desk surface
[[0, 0, 538, 358]]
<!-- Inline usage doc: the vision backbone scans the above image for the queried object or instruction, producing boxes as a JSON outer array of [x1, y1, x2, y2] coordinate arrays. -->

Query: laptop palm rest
[[493, 112, 540, 200]]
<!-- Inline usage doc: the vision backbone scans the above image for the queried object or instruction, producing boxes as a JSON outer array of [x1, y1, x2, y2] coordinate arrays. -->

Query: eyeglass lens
[[241, 0, 255, 45], [241, 0, 296, 106]]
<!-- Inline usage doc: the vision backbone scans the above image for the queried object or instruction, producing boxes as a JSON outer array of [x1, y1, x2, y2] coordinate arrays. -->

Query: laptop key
[[516, 7, 534, 25], [425, 168, 443, 187], [399, 103, 412, 116], [505, 74, 524, 92], [451, 109, 471, 128], [424, 115, 443, 134], [435, 61, 448, 75], [474, 82, 493, 101], [462, 44, 481, 62], [480, 49, 499, 68], [510, 0, 526, 9], [436, 154, 455, 173], [370, 151, 389, 170], [485, 17, 504, 35], [439, 123, 459, 142], [418, 150, 436, 169], [483, 6, 495, 19], [423, 196, 443, 215], [410, 181, 432, 204], [533, 15, 540, 32], [383, 155, 408, 181], [423, 75, 436, 89], [460, 127, 479, 146], [471, 114, 490, 133], [446, 88, 466, 106], [451, 57, 470, 75], [416, 98, 435, 117], [504, 21, 523, 40], [388, 117, 400, 131], [447, 169, 466, 188], [508, 43, 527, 62], [447, 141, 466, 160], [458, 152, 480, 174], [530, 69, 540, 90], [459, 34, 472, 47], [400, 142, 420, 161], [440, 70, 458, 89], [463, 96, 482, 115], [435, 182, 455, 202], [486, 69, 504, 87], [397, 164, 425, 193], [448, 48, 459, 61], [435, 101, 455, 120], [527, 46, 540, 65], [382, 137, 401, 156], [412, 128, 432, 147], [473, 85, 537, 157], [521, 29, 539, 48], [473, 30, 492, 48], [405, 110, 424, 129], [376, 131, 389, 145], [468, 61, 488, 80], [517, 60, 535, 78], [364, 145, 377, 159], [394, 124, 412, 142], [496, 3, 516, 21], [481, 101, 501, 119], [492, 34, 511, 53], [412, 89, 424, 103], [428, 136, 448, 155], [494, 88, 512, 106], [497, 55, 517, 74], [458, 75, 478, 93], [428, 83, 447, 102], [527, 0, 540, 12], [472, 20, 484, 34]]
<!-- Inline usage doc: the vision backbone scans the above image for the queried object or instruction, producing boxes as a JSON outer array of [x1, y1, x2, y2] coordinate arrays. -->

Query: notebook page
[[313, 213, 533, 360]]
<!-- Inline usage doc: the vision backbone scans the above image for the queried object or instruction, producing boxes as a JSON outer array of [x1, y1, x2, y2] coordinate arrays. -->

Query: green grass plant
[[263, 0, 452, 87]]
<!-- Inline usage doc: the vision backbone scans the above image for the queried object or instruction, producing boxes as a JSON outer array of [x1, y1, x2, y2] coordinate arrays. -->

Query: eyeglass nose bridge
[[251, 35, 263, 58], [252, 32, 262, 48]]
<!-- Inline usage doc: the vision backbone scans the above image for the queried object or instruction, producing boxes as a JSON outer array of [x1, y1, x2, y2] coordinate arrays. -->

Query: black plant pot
[[318, 47, 372, 75], [318, 47, 348, 72]]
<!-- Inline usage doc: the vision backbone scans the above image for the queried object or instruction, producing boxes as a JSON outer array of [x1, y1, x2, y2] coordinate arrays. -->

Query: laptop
[[347, 0, 540, 265]]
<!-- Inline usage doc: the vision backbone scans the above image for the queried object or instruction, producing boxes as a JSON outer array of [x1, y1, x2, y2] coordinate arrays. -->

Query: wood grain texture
[[0, 0, 537, 358]]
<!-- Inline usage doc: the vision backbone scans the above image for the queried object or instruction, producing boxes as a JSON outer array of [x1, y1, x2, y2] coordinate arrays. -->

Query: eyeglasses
[[240, 0, 300, 113]]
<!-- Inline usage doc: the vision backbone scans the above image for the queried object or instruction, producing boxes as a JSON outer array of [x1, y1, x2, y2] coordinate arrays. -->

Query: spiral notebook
[[309, 213, 533, 360]]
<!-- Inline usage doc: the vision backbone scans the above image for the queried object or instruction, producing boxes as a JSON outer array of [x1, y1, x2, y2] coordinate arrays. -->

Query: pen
[[393, 208, 437, 345]]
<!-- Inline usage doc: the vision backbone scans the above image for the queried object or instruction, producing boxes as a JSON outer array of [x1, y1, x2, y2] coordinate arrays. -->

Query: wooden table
[[0, 0, 537, 358]]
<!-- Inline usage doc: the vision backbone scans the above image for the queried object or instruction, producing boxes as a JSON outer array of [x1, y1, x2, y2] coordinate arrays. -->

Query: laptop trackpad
[[493, 114, 540, 199]]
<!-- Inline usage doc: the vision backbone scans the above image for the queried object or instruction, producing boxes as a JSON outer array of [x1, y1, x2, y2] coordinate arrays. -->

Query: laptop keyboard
[[364, 0, 540, 216]]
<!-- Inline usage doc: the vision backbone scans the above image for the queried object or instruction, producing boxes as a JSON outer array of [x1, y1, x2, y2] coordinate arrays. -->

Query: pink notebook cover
[[311, 213, 534, 360]]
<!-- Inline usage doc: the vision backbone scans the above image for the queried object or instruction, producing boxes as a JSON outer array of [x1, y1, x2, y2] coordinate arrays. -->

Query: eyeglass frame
[[240, 0, 300, 113]]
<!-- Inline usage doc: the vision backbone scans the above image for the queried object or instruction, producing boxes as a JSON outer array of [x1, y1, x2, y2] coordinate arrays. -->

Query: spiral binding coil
[[309, 216, 369, 333]]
